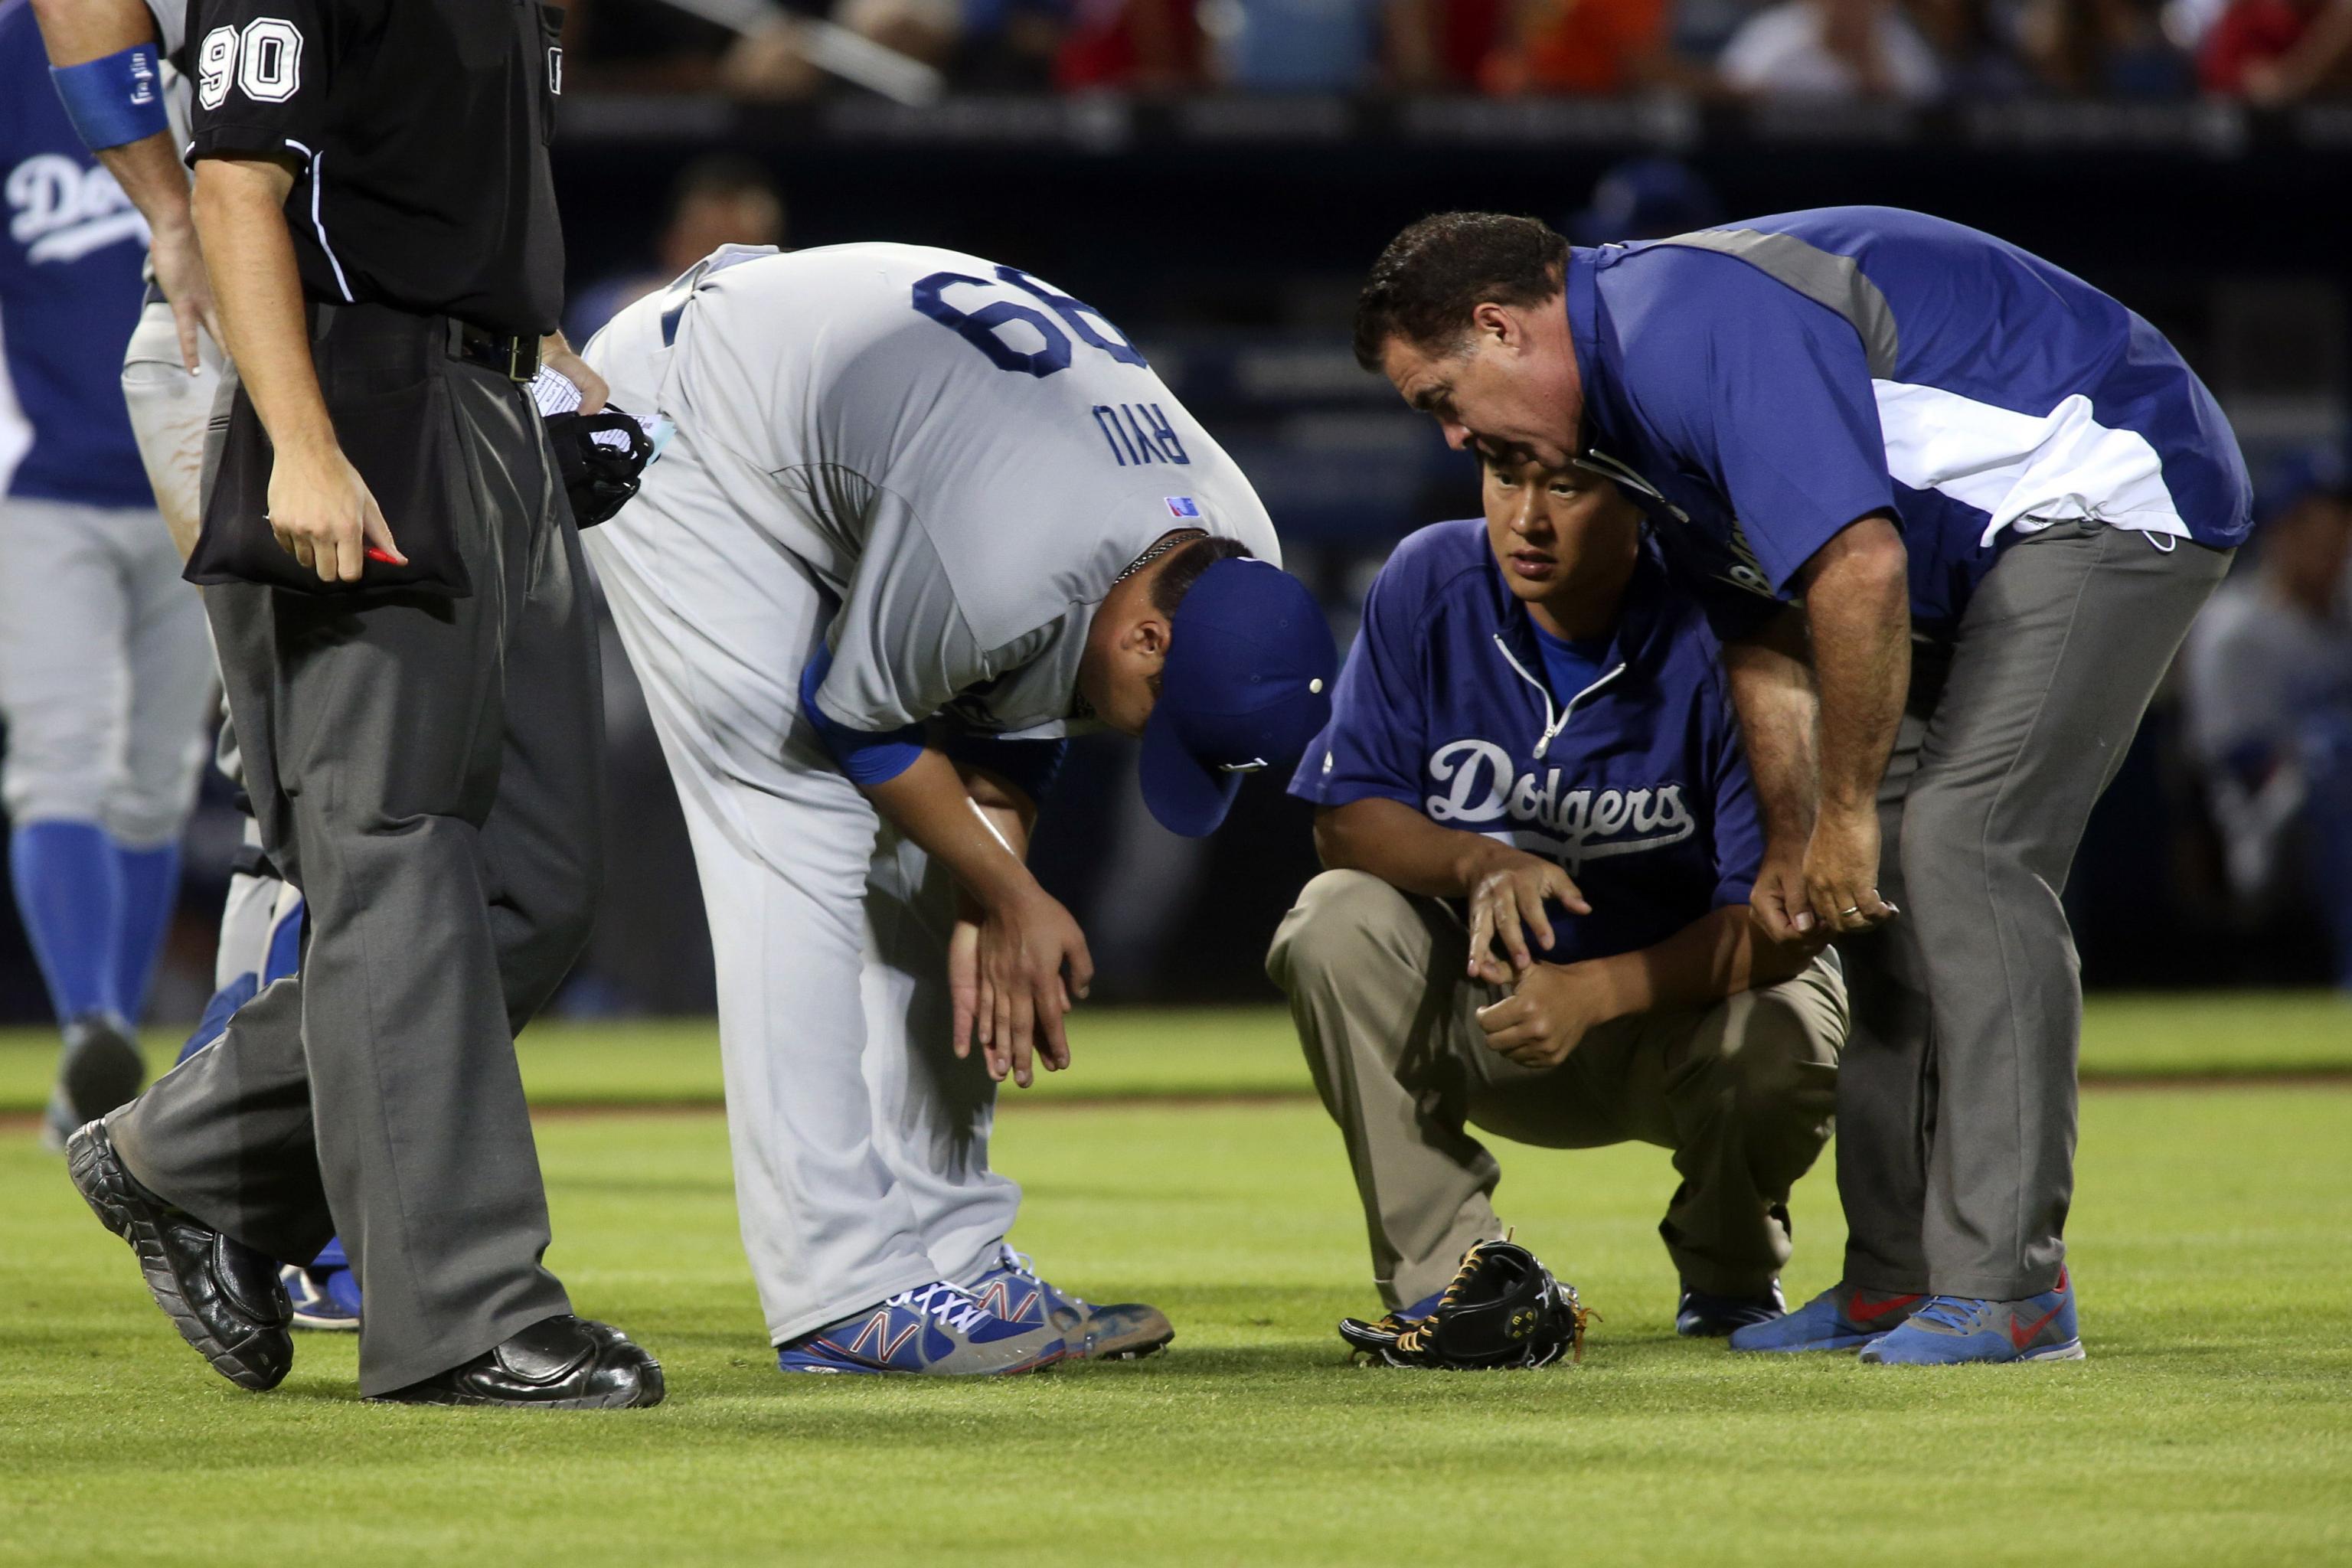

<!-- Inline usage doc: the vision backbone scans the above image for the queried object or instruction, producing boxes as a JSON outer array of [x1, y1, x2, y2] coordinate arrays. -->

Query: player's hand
[[1750, 837, 1815, 942], [149, 216, 224, 374], [540, 333, 608, 413], [1465, 846, 1589, 985], [972, 883, 1093, 1089], [949, 910, 985, 1061], [1803, 802, 1897, 935], [1475, 962, 1612, 1070], [266, 439, 404, 583]]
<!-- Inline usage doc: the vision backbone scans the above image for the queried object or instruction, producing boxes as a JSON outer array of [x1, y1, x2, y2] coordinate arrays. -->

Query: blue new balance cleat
[[281, 1264, 362, 1331], [1726, 1279, 1926, 1353], [776, 1280, 1067, 1376], [967, 1246, 1174, 1361], [1858, 1271, 2085, 1366], [1677, 1279, 1787, 1338]]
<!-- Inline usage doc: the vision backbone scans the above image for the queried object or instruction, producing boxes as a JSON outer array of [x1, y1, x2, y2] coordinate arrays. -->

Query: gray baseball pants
[[0, 496, 211, 846], [108, 313, 604, 1396], [1267, 869, 1847, 1309], [1836, 517, 2233, 1301]]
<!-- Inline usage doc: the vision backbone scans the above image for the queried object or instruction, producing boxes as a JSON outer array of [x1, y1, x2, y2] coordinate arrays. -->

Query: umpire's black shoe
[[371, 1316, 665, 1410], [65, 1120, 294, 1392]]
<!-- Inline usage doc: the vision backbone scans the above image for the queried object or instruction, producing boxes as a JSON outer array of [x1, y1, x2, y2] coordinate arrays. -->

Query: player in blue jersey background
[[1357, 205, 2249, 1365], [0, 0, 212, 1145]]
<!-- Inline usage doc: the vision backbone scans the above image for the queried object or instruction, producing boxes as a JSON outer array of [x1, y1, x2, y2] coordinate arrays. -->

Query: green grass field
[[3, 990, 2347, 1112], [3, 1001, 2349, 1565]]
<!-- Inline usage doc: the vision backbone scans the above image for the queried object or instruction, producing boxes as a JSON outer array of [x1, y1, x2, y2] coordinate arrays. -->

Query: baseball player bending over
[[1268, 452, 1849, 1341], [583, 242, 1334, 1376]]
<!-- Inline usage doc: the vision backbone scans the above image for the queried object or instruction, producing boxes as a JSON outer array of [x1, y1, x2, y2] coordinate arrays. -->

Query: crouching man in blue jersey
[[1267, 453, 1849, 1342], [1356, 207, 2250, 1364]]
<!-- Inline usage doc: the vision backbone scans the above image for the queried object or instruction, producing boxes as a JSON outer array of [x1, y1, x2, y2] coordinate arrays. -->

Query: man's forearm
[[956, 762, 1037, 865], [29, 0, 192, 242], [100, 134, 194, 242], [193, 157, 332, 454], [1723, 606, 1821, 848], [1314, 797, 1513, 898], [1795, 514, 1909, 816], [1566, 904, 1816, 1024], [867, 748, 1040, 910]]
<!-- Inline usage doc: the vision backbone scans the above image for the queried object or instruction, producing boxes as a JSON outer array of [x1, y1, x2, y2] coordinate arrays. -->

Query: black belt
[[448, 320, 541, 382]]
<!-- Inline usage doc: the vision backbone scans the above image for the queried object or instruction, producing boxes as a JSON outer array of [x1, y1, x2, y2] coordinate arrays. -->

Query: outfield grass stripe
[[0, 992, 2345, 1113]]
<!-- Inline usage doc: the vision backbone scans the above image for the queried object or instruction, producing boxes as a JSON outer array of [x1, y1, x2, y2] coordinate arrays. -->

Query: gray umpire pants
[[1268, 869, 1847, 1309], [108, 322, 604, 1396], [1838, 517, 2233, 1302]]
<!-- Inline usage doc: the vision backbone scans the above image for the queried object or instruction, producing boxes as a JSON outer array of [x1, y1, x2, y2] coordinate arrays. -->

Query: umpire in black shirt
[[66, 0, 662, 1409]]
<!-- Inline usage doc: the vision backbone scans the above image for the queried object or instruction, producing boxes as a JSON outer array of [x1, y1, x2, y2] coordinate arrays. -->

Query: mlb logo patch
[[1165, 496, 1201, 519]]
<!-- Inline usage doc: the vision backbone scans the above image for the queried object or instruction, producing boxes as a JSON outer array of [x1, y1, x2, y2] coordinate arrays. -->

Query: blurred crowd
[[558, 0, 2352, 102]]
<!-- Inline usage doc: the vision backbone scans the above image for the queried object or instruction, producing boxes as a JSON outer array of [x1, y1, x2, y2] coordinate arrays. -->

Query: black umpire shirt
[[185, 0, 566, 338]]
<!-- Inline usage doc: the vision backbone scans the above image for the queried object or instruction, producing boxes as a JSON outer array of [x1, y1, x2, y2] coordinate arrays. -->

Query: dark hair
[[1352, 213, 1570, 371], [1150, 534, 1253, 618]]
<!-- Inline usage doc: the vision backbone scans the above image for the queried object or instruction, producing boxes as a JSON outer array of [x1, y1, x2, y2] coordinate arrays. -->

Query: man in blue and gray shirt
[[1269, 452, 1848, 1341], [1355, 205, 2250, 1364]]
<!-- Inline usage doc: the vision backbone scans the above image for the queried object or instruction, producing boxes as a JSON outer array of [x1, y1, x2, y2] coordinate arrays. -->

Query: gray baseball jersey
[[644, 242, 1282, 740]]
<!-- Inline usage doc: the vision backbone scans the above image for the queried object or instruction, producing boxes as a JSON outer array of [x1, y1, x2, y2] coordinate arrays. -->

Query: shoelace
[[995, 1246, 1092, 1312], [1907, 1295, 1981, 1332], [886, 1281, 995, 1334]]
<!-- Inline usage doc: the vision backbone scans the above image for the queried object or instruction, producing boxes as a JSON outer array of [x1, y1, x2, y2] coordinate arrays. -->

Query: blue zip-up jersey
[[1566, 205, 2252, 640], [0, 0, 153, 508], [1291, 518, 1764, 966]]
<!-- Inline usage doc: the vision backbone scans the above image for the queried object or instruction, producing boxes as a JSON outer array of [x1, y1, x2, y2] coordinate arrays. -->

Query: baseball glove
[[1338, 1237, 1590, 1370]]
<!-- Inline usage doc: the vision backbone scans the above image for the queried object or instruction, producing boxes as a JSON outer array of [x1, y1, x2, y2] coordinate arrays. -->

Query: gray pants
[[0, 496, 211, 845], [1838, 518, 2233, 1300], [1267, 870, 1847, 1309], [109, 318, 604, 1396]]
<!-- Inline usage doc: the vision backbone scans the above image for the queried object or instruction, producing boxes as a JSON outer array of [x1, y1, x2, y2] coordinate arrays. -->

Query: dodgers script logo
[[5, 155, 146, 266], [1425, 740, 1695, 870]]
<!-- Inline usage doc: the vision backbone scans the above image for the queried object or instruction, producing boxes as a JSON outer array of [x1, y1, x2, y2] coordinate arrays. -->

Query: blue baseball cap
[[1139, 556, 1338, 838], [1566, 157, 1723, 245], [2255, 446, 2350, 528]]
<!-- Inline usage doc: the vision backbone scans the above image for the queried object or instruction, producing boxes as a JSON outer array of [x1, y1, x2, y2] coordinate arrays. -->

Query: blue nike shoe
[[967, 1246, 1174, 1362], [282, 1263, 362, 1331], [1857, 1271, 2085, 1366], [1677, 1279, 1786, 1338], [776, 1280, 1067, 1376], [1726, 1279, 1926, 1353]]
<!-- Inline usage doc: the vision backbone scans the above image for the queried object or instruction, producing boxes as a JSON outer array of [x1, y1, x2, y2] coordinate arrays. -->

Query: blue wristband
[[50, 45, 170, 153]]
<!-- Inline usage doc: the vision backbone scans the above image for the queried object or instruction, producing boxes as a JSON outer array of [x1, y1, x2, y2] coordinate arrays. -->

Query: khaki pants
[[1266, 870, 1848, 1309]]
